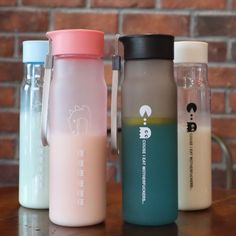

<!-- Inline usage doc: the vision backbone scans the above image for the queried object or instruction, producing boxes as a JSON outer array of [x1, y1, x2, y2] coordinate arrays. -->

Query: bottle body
[[49, 56, 107, 226], [121, 59, 178, 225], [19, 63, 49, 209], [175, 63, 212, 210]]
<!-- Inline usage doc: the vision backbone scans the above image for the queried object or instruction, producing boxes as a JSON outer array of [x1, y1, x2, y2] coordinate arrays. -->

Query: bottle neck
[[174, 63, 208, 88], [124, 59, 173, 81], [24, 63, 44, 87]]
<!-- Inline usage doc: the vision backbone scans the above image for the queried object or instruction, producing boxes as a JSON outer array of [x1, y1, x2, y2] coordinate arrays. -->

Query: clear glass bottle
[[19, 41, 49, 209], [174, 41, 212, 210]]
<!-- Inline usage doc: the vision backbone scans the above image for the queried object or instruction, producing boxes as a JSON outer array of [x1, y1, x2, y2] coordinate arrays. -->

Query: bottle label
[[186, 102, 197, 189], [122, 113, 177, 208], [139, 105, 152, 204]]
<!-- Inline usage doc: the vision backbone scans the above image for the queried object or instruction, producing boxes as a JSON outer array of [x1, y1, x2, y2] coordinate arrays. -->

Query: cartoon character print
[[139, 127, 152, 139], [68, 105, 91, 135]]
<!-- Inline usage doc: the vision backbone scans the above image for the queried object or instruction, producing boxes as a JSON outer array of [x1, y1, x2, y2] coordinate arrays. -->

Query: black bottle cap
[[119, 34, 174, 60]]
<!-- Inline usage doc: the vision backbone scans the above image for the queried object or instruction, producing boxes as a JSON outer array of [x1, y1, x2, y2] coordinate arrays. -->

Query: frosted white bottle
[[174, 41, 212, 210], [41, 30, 107, 226], [19, 41, 49, 209]]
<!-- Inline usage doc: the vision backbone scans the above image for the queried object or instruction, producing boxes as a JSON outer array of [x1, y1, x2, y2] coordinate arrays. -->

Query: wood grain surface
[[0, 184, 236, 236]]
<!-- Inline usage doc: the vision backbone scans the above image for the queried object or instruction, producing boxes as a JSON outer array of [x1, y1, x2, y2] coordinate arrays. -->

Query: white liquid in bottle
[[178, 125, 212, 210], [175, 41, 211, 211], [19, 112, 49, 209], [49, 134, 106, 226], [19, 41, 49, 209]]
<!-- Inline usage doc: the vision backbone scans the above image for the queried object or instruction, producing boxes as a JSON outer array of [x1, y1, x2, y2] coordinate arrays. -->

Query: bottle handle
[[41, 40, 53, 146], [111, 54, 121, 152]]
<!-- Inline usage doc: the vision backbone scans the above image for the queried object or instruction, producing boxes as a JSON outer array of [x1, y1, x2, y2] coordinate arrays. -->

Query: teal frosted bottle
[[119, 35, 178, 225]]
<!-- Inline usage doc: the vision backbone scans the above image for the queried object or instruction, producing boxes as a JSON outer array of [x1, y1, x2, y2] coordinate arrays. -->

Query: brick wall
[[0, 0, 236, 186]]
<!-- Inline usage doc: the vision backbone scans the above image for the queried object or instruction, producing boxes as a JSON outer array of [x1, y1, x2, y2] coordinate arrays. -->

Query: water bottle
[[19, 41, 49, 209], [174, 41, 212, 210], [115, 34, 178, 225], [41, 29, 107, 226]]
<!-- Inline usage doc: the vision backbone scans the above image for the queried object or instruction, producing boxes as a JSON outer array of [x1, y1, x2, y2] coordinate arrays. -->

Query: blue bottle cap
[[22, 40, 49, 63]]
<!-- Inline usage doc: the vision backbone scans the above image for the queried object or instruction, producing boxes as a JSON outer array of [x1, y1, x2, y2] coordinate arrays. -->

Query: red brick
[[0, 62, 23, 82], [0, 87, 15, 107], [161, 0, 226, 9], [213, 170, 236, 188], [104, 38, 124, 60], [54, 12, 118, 34], [208, 67, 236, 88], [195, 15, 236, 37], [231, 42, 236, 61], [0, 11, 48, 32], [108, 89, 121, 111], [22, 0, 85, 7], [18, 35, 46, 56], [212, 169, 227, 188], [208, 42, 227, 62], [233, 0, 236, 8], [123, 14, 189, 36], [0, 139, 15, 159], [211, 92, 225, 113], [212, 118, 236, 139], [91, 0, 155, 8], [214, 170, 236, 189], [228, 143, 236, 163], [212, 138, 236, 166], [0, 163, 18, 185], [0, 0, 16, 6], [0, 36, 14, 57], [229, 91, 236, 112], [212, 142, 221, 162], [104, 38, 115, 60], [104, 63, 112, 86], [0, 112, 19, 132]]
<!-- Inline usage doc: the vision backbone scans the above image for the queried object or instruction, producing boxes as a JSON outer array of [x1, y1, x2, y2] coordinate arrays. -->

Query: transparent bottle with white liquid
[[19, 41, 49, 209], [174, 41, 212, 210]]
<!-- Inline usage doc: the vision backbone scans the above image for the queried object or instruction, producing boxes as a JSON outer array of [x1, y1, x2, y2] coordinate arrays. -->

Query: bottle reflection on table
[[122, 222, 178, 236], [18, 207, 49, 236], [18, 207, 106, 236], [49, 222, 105, 236]]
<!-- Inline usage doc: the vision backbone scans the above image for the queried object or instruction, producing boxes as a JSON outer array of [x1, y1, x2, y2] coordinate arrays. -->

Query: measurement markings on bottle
[[76, 148, 85, 207]]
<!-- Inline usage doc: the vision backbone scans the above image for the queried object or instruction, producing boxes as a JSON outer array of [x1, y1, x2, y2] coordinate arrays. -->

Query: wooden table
[[0, 184, 236, 236]]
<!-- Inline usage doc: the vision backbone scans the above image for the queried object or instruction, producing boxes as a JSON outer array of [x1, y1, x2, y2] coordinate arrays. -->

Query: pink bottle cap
[[46, 29, 104, 57]]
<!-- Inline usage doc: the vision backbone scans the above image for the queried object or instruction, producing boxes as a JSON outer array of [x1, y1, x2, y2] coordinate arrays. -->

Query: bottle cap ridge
[[46, 29, 104, 57], [174, 41, 208, 64], [23, 40, 49, 63]]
